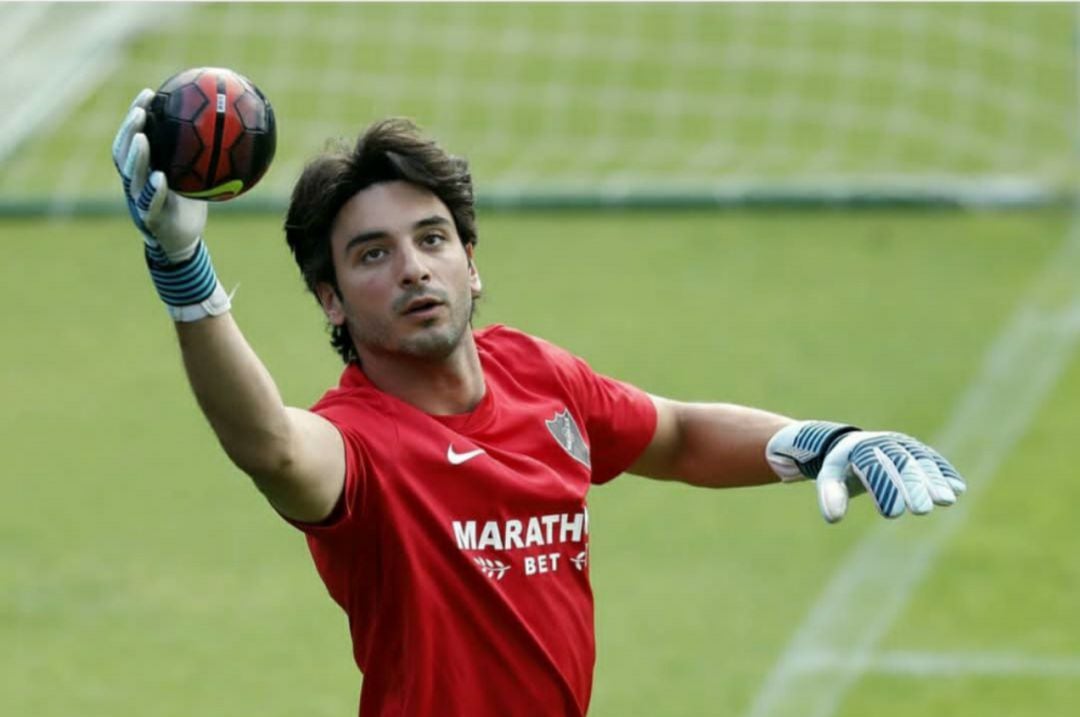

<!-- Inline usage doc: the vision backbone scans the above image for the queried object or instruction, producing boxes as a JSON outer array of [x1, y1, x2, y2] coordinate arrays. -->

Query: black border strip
[[205, 73, 227, 186]]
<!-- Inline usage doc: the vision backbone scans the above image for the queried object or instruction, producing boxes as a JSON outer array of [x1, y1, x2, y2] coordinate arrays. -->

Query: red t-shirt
[[291, 324, 657, 716]]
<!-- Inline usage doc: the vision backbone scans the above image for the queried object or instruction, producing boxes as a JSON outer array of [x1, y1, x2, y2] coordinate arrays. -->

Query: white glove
[[111, 89, 229, 321], [767, 421, 966, 523]]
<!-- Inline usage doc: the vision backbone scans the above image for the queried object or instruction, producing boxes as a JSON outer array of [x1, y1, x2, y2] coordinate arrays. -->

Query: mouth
[[401, 296, 445, 317]]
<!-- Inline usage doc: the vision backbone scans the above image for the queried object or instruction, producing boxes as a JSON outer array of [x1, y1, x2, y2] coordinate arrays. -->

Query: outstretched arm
[[629, 396, 966, 523], [114, 89, 344, 523], [629, 396, 792, 488]]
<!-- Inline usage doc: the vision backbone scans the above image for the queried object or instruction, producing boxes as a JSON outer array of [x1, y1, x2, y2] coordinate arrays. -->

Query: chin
[[399, 325, 464, 359]]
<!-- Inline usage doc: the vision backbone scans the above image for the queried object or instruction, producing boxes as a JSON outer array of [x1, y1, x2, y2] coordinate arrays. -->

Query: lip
[[401, 296, 445, 316], [404, 304, 444, 320]]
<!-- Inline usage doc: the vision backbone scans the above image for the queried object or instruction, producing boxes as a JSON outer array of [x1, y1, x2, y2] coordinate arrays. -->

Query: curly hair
[[284, 118, 477, 363]]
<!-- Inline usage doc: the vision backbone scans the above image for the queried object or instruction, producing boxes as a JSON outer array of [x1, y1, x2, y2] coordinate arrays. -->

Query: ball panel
[[171, 122, 207, 194], [157, 67, 201, 93], [168, 82, 208, 122], [235, 90, 271, 132]]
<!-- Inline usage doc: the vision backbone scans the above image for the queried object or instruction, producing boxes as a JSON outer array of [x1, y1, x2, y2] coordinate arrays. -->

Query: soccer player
[[112, 90, 966, 716]]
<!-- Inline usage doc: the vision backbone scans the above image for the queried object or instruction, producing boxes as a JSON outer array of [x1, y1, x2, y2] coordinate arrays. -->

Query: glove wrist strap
[[766, 420, 861, 482], [145, 239, 232, 322], [165, 281, 231, 322]]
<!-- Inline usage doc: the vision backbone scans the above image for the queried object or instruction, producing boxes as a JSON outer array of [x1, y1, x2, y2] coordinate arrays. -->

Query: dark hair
[[284, 118, 478, 364]]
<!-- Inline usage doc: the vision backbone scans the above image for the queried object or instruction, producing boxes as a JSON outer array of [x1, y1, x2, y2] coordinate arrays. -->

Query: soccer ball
[[145, 67, 276, 201]]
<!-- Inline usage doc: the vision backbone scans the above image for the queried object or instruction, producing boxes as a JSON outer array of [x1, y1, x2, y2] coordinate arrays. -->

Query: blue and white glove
[[766, 421, 966, 523], [111, 89, 230, 322]]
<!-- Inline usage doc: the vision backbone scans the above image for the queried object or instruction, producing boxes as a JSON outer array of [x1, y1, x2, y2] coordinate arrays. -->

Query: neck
[[357, 331, 486, 415]]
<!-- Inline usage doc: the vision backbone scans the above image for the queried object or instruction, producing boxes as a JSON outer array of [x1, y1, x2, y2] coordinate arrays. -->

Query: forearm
[[636, 395, 967, 523], [175, 312, 295, 476], [632, 398, 793, 488]]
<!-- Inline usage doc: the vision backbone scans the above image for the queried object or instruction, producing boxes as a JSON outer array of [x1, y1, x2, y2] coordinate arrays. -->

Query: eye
[[359, 247, 387, 264], [421, 231, 446, 247]]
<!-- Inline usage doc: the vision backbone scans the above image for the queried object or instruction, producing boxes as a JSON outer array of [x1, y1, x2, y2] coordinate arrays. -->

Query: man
[[113, 90, 965, 716]]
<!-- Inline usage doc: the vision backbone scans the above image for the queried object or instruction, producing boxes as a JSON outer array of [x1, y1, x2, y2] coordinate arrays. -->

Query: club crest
[[546, 408, 590, 468]]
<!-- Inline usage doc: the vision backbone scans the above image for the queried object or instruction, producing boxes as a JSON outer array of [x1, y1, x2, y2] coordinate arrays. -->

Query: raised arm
[[176, 316, 344, 522], [630, 395, 967, 523], [113, 90, 343, 523]]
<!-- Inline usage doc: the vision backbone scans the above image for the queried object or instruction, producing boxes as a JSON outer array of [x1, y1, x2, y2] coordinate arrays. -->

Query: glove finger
[[112, 105, 146, 176], [815, 462, 850, 524], [144, 171, 170, 232], [898, 438, 956, 506], [850, 438, 906, 518], [128, 87, 155, 112], [112, 89, 153, 171], [872, 435, 933, 515], [924, 445, 967, 495], [895, 444, 934, 515], [126, 133, 152, 209], [815, 432, 866, 523]]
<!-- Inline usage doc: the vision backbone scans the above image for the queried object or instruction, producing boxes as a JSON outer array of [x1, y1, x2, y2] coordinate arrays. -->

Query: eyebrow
[[343, 215, 453, 256]]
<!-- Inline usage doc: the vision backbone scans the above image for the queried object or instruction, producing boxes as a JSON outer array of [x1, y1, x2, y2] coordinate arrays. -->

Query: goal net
[[1, 2, 1075, 212]]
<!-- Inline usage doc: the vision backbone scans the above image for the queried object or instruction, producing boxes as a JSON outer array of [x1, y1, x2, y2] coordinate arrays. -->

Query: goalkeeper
[[112, 90, 966, 717]]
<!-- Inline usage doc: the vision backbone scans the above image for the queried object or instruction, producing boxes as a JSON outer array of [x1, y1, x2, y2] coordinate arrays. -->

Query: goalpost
[[0, 2, 1075, 213]]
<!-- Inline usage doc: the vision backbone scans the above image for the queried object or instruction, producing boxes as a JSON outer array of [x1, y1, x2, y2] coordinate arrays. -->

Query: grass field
[[3, 208, 1078, 715]]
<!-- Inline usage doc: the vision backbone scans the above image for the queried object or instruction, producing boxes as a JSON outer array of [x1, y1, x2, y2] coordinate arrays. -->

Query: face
[[318, 181, 482, 361]]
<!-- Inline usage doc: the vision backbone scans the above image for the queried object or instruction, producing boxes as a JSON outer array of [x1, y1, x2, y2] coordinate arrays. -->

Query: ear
[[315, 282, 347, 326], [465, 243, 482, 297]]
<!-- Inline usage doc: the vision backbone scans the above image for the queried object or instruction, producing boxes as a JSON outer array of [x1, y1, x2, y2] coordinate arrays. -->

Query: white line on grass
[[792, 650, 1080, 679], [744, 219, 1080, 717]]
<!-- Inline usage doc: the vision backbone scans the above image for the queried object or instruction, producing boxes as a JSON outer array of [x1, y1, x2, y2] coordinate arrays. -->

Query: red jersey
[[291, 325, 657, 716]]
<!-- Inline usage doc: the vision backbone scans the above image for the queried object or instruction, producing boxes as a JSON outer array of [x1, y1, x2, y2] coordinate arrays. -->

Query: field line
[[743, 219, 1080, 717], [792, 650, 1080, 679]]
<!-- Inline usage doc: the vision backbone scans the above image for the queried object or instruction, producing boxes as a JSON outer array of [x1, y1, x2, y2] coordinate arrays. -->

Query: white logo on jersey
[[456, 510, 591, 581], [447, 445, 486, 465], [453, 510, 589, 551], [546, 409, 590, 467], [473, 556, 510, 580]]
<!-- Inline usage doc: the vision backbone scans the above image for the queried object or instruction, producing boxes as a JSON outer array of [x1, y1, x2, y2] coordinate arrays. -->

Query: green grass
[[2, 208, 1075, 715]]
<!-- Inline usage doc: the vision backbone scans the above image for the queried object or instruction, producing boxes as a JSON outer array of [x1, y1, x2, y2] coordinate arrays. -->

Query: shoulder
[[475, 323, 581, 371], [310, 363, 389, 431], [474, 324, 599, 403]]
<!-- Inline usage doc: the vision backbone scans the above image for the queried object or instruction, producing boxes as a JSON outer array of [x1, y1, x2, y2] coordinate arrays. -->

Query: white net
[[0, 2, 1075, 210]]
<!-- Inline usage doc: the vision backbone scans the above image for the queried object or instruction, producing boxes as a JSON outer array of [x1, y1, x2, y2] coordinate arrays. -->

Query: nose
[[398, 243, 431, 287]]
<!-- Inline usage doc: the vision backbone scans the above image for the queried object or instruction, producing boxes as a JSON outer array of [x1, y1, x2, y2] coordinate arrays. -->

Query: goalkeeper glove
[[766, 421, 966, 523], [111, 89, 230, 322]]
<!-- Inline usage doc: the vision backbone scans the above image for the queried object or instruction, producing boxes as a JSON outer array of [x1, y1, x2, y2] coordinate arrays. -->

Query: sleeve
[[275, 397, 374, 611], [279, 395, 370, 539], [536, 337, 658, 485]]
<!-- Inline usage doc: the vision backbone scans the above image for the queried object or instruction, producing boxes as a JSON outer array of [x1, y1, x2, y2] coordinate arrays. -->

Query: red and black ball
[[145, 67, 276, 201]]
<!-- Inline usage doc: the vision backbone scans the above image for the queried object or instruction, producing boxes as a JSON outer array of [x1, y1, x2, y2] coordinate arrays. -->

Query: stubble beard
[[348, 291, 474, 361]]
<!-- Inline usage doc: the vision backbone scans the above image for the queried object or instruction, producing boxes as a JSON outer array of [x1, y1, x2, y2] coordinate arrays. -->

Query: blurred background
[[3, 3, 1078, 716]]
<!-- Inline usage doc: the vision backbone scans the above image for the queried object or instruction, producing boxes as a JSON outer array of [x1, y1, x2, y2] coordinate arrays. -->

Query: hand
[[111, 89, 229, 321], [766, 421, 966, 523], [111, 89, 207, 263]]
